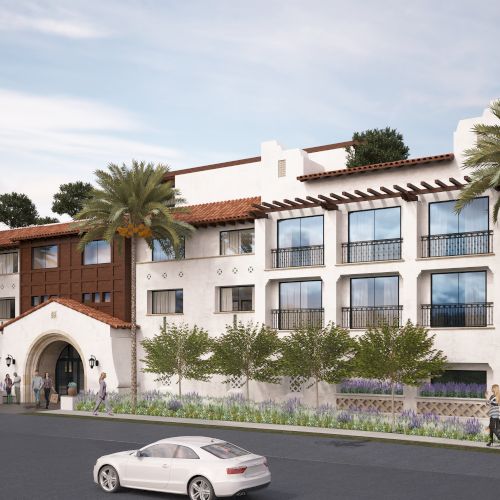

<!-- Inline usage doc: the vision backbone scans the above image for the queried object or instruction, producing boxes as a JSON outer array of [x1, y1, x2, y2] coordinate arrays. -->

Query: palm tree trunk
[[130, 235, 137, 412]]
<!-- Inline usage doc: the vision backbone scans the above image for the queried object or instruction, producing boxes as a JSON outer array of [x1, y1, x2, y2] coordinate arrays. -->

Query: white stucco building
[[0, 103, 498, 403]]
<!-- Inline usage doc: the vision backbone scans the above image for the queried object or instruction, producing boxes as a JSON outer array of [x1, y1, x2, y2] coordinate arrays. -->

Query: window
[[31, 295, 53, 306], [278, 159, 287, 177], [279, 281, 322, 309], [151, 289, 183, 314], [0, 253, 18, 274], [0, 298, 15, 319], [278, 216, 323, 248], [202, 442, 249, 459], [220, 229, 254, 255], [174, 446, 199, 459], [32, 245, 58, 269], [83, 293, 92, 303], [83, 292, 108, 303], [152, 238, 185, 261], [103, 292, 111, 303], [83, 240, 111, 265], [141, 443, 177, 458], [220, 286, 254, 312], [431, 370, 486, 385]]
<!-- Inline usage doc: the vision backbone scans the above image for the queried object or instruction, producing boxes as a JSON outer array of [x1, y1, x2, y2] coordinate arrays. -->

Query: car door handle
[[162, 464, 169, 468]]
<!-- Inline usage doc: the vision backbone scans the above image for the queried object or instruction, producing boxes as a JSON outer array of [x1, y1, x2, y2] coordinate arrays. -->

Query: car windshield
[[202, 442, 250, 459]]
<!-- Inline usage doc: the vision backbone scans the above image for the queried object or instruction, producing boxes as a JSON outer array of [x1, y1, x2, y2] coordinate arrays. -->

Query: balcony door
[[277, 280, 322, 329]]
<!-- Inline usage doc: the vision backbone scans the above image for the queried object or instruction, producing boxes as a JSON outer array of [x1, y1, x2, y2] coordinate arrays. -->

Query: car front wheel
[[188, 476, 216, 500], [98, 465, 121, 493]]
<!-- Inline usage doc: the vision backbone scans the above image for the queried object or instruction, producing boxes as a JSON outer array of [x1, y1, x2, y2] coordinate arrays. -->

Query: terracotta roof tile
[[297, 153, 455, 182], [0, 222, 78, 248], [0, 297, 133, 331]]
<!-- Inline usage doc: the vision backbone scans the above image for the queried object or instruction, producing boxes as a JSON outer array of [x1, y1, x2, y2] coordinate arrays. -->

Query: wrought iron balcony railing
[[421, 303, 493, 327], [271, 245, 324, 268], [341, 238, 402, 263], [420, 230, 492, 258], [271, 308, 324, 330], [342, 305, 403, 329]]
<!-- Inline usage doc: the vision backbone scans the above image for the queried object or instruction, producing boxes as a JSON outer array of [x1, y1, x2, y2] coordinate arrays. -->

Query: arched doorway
[[55, 344, 84, 395]]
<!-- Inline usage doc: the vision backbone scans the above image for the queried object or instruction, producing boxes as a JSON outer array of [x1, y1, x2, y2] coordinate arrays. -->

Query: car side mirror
[[135, 450, 143, 458]]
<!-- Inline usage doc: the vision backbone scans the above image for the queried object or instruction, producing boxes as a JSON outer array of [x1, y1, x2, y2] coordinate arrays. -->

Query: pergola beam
[[393, 185, 418, 202]]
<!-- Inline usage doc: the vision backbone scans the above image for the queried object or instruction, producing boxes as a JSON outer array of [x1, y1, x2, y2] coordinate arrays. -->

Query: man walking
[[31, 371, 43, 408], [12, 373, 21, 404]]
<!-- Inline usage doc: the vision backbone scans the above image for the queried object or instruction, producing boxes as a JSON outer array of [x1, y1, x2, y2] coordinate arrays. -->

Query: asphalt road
[[1, 412, 500, 500]]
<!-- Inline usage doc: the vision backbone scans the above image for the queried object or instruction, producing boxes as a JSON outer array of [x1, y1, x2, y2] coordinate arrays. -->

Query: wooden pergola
[[250, 176, 471, 217]]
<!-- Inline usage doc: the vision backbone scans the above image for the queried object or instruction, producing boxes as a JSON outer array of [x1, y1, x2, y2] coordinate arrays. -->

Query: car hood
[[101, 450, 137, 459]]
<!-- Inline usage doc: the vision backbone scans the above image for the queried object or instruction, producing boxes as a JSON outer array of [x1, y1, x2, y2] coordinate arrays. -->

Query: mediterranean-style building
[[0, 103, 498, 403]]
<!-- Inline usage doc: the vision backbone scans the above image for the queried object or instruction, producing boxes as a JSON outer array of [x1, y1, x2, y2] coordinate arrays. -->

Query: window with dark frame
[[83, 240, 112, 265], [220, 228, 254, 255], [0, 298, 15, 319], [32, 245, 58, 269], [0, 252, 18, 274], [152, 238, 185, 261], [220, 286, 254, 312], [150, 289, 183, 314]]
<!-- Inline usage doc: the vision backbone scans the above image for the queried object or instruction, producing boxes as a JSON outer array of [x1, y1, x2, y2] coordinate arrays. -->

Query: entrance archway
[[24, 333, 86, 402]]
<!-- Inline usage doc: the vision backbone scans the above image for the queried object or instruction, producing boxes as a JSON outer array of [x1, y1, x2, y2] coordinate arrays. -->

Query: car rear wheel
[[98, 465, 121, 493], [188, 476, 216, 500]]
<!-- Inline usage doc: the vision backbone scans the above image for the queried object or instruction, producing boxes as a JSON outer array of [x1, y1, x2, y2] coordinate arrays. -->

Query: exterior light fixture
[[6, 354, 15, 367], [88, 355, 99, 369]]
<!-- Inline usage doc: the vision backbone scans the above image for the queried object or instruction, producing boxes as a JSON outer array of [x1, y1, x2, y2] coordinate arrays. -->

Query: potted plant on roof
[[67, 381, 77, 397]]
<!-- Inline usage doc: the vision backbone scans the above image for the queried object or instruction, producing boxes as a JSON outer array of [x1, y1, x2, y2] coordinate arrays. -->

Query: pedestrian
[[12, 372, 21, 404], [486, 384, 500, 446], [93, 372, 113, 416], [4, 374, 13, 404], [43, 372, 54, 409], [31, 371, 43, 408]]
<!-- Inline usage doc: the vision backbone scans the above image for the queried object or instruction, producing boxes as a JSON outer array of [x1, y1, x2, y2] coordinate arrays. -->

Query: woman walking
[[4, 374, 13, 404], [43, 372, 54, 409], [93, 372, 113, 416], [486, 384, 500, 446]]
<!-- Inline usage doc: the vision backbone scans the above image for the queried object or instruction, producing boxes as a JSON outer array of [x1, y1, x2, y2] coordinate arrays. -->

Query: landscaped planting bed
[[75, 391, 487, 442], [419, 382, 486, 399], [339, 379, 403, 395]]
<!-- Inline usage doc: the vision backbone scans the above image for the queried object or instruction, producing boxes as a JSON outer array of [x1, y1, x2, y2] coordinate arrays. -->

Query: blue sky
[[0, 0, 499, 218]]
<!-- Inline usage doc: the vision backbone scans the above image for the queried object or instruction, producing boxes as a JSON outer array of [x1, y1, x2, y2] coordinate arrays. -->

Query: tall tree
[[212, 321, 281, 400], [280, 323, 356, 407], [456, 100, 500, 221], [35, 216, 60, 224], [0, 192, 38, 227], [75, 162, 195, 409], [346, 127, 410, 168], [52, 181, 94, 218], [141, 322, 212, 398], [355, 321, 447, 429]]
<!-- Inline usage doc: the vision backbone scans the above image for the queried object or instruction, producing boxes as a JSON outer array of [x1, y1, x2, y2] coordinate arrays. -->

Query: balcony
[[341, 238, 402, 263], [271, 308, 324, 330], [420, 231, 492, 258], [421, 303, 493, 327], [271, 245, 324, 268], [342, 306, 403, 329]]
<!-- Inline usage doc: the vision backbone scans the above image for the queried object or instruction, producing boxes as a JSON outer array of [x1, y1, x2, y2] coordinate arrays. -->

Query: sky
[[0, 0, 499, 219]]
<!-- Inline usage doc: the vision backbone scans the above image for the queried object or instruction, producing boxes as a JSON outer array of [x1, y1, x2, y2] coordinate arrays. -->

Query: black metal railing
[[271, 245, 324, 268], [421, 303, 493, 327], [271, 308, 324, 330], [421, 231, 492, 258], [342, 238, 402, 263], [342, 305, 403, 329]]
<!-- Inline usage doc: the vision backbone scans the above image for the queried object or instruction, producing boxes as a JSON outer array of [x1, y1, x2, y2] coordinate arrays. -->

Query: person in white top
[[31, 371, 43, 408], [12, 373, 21, 404]]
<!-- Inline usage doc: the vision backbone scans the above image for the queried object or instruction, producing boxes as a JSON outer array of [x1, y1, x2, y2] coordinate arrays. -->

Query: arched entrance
[[24, 333, 86, 402]]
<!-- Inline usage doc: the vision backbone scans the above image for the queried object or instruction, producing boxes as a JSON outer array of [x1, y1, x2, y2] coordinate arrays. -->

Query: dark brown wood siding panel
[[19, 235, 131, 322]]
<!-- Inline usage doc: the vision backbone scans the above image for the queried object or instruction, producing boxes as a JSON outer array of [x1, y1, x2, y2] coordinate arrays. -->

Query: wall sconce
[[88, 355, 99, 369], [6, 354, 15, 367]]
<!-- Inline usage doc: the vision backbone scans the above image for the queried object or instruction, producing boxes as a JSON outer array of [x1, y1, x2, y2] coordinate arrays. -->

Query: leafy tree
[[52, 181, 94, 217], [280, 323, 356, 407], [212, 321, 281, 400], [36, 216, 59, 224], [141, 322, 212, 398], [355, 321, 447, 429], [0, 192, 38, 227], [75, 161, 195, 409], [346, 127, 410, 168], [456, 100, 500, 221]]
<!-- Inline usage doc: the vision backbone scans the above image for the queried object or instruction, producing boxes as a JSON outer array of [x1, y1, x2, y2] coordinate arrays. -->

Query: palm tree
[[456, 100, 500, 221], [74, 162, 195, 410]]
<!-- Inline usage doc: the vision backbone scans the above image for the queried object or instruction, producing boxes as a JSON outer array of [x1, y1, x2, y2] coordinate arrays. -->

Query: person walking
[[4, 374, 13, 404], [12, 373, 21, 404], [42, 372, 54, 409], [93, 372, 113, 416], [486, 384, 500, 446], [31, 371, 43, 408]]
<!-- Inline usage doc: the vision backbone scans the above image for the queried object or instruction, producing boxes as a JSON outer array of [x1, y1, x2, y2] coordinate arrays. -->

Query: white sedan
[[93, 436, 271, 499]]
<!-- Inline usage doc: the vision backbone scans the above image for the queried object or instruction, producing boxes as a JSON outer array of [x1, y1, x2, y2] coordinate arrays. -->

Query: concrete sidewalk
[[45, 409, 497, 451]]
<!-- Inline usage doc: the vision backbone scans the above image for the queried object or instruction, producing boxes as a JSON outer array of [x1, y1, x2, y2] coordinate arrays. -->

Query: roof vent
[[278, 159, 286, 177]]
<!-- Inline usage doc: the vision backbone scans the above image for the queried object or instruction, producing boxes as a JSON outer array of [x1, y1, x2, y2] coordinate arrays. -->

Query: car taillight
[[226, 466, 247, 475]]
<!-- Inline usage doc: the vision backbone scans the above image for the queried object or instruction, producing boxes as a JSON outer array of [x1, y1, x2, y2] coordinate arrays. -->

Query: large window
[[345, 207, 401, 263], [31, 295, 56, 306], [152, 238, 185, 261], [220, 286, 254, 312], [0, 252, 18, 274], [32, 245, 58, 269], [220, 229, 254, 255], [0, 298, 15, 319], [426, 197, 490, 256], [150, 289, 183, 314], [84, 240, 111, 265]]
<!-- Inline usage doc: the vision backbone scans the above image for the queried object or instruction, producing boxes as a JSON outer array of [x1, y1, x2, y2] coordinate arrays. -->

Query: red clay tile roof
[[0, 222, 79, 248], [0, 297, 133, 331], [297, 153, 455, 182]]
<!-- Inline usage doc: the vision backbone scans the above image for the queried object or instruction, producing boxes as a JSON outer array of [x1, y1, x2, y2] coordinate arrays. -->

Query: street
[[1, 411, 500, 499]]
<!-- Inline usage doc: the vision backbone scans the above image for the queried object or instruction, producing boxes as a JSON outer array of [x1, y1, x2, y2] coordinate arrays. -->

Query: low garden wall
[[416, 397, 488, 419], [336, 393, 404, 413]]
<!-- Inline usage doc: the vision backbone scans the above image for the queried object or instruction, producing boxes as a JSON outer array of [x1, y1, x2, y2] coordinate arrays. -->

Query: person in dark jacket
[[4, 374, 13, 404], [486, 384, 500, 446], [93, 372, 113, 416], [43, 372, 54, 409]]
